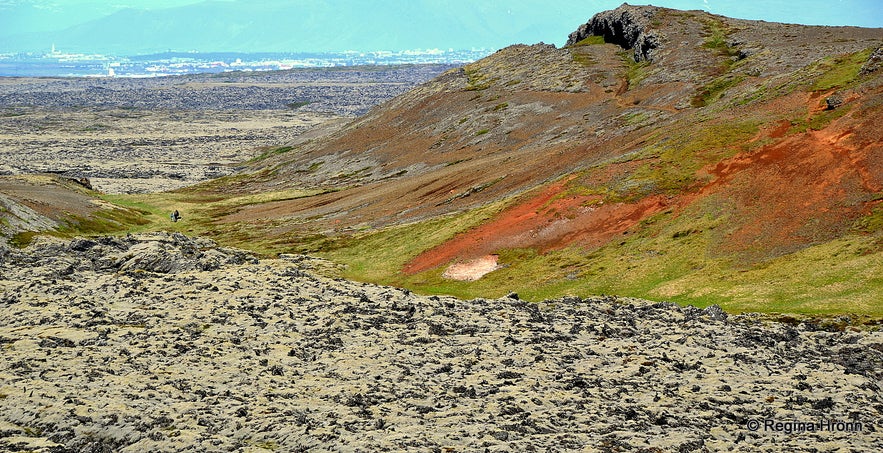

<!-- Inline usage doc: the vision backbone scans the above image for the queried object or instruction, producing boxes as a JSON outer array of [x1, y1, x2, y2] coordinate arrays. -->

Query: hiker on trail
[[170, 210, 180, 222]]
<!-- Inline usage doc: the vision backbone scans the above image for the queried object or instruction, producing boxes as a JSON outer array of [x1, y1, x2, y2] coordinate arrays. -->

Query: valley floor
[[0, 65, 451, 193], [0, 234, 880, 451]]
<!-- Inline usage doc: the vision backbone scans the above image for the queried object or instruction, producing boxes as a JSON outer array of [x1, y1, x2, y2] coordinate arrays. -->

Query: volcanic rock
[[567, 4, 662, 61], [0, 234, 880, 451], [860, 45, 883, 75]]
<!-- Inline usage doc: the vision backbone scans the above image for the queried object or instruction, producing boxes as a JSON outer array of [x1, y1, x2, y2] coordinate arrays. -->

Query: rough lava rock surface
[[567, 4, 662, 62], [0, 234, 881, 451], [861, 44, 883, 75]]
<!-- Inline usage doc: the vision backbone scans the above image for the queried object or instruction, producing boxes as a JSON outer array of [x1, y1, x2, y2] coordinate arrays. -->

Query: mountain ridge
[[203, 4, 882, 313]]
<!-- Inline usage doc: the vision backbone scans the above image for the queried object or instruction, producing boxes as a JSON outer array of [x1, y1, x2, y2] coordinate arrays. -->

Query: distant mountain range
[[0, 0, 608, 55]]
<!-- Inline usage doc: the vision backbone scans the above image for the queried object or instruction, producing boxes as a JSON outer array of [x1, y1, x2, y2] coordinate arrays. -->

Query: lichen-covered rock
[[566, 4, 663, 62], [825, 95, 844, 110], [17, 232, 256, 275], [0, 235, 880, 452], [860, 45, 883, 75]]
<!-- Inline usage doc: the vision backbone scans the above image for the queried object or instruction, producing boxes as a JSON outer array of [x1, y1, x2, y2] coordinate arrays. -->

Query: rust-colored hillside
[[8, 5, 880, 314], [211, 4, 882, 312]]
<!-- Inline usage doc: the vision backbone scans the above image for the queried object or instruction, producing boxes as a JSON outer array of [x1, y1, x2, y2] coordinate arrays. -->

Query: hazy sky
[[4, 0, 882, 32], [1, 0, 881, 52]]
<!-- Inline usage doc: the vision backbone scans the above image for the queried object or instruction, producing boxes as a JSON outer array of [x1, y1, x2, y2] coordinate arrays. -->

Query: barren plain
[[0, 65, 454, 193]]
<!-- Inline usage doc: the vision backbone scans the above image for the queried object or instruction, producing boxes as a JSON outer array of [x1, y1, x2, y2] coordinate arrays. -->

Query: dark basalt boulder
[[825, 95, 844, 110], [566, 4, 662, 62]]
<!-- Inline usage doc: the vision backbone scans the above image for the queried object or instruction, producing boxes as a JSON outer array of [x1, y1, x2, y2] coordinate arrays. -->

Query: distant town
[[0, 46, 492, 77]]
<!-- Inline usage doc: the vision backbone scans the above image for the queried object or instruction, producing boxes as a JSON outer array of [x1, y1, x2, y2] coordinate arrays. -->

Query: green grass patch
[[572, 35, 606, 46], [318, 200, 509, 285], [571, 49, 597, 67], [9, 231, 41, 248], [702, 20, 732, 53], [692, 74, 745, 107], [620, 52, 651, 89], [807, 103, 852, 130], [604, 120, 759, 201], [58, 207, 152, 236], [811, 47, 874, 91], [475, 129, 490, 136], [464, 64, 495, 91], [786, 103, 853, 134], [249, 145, 296, 163], [734, 83, 769, 106], [102, 187, 325, 233], [622, 110, 652, 126], [854, 205, 883, 233]]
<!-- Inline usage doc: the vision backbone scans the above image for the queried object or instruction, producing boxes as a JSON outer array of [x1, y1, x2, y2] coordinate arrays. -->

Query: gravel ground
[[0, 233, 880, 452]]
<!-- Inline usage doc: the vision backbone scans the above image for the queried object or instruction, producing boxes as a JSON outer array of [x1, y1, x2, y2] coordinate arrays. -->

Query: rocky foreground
[[0, 233, 880, 452]]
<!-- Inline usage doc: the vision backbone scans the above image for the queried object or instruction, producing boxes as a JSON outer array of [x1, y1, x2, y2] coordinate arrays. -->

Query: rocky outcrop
[[825, 95, 844, 110], [566, 4, 662, 62], [0, 235, 880, 451], [5, 232, 256, 276], [0, 194, 59, 244], [861, 45, 883, 75]]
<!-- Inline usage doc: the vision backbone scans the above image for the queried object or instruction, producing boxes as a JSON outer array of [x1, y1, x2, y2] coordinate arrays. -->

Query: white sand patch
[[442, 254, 501, 281]]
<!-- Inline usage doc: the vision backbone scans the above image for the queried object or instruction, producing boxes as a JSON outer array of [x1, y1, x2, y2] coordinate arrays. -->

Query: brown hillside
[[217, 4, 882, 277]]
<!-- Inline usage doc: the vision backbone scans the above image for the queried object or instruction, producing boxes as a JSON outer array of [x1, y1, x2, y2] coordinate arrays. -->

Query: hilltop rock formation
[[567, 4, 662, 61], [1, 234, 881, 451]]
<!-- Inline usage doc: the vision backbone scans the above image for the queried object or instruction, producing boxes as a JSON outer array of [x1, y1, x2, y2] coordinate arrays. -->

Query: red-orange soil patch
[[698, 108, 883, 261], [404, 178, 669, 275]]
